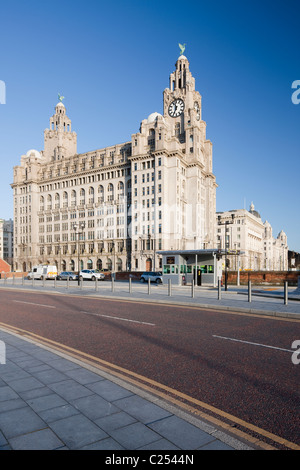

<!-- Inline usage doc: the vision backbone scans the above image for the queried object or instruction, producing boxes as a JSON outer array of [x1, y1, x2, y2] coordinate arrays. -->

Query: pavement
[[0, 279, 299, 450]]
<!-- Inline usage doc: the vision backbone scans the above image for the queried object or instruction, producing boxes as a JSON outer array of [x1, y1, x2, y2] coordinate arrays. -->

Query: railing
[[0, 274, 297, 311]]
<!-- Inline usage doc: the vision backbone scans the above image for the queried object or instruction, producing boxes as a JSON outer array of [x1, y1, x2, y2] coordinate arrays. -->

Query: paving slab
[[0, 326, 256, 450]]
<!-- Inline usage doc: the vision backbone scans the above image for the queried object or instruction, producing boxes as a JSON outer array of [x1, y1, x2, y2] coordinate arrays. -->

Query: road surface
[[0, 288, 299, 450]]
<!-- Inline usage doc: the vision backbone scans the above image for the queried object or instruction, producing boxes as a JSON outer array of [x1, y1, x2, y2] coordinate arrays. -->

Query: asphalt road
[[0, 288, 299, 450]]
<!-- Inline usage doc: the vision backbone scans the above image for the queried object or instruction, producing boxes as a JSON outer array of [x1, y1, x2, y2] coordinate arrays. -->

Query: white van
[[28, 265, 58, 280]]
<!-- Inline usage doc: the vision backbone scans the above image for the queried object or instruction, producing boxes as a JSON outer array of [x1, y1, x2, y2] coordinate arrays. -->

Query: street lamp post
[[73, 221, 85, 286], [217, 214, 235, 291], [147, 233, 156, 272]]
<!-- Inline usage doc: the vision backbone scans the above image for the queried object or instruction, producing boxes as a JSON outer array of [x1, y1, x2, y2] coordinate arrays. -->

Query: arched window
[[107, 183, 114, 202], [80, 188, 85, 206], [55, 193, 60, 209], [71, 190, 76, 206], [97, 259, 102, 270], [87, 259, 93, 269], [98, 185, 104, 203], [47, 194, 52, 210], [88, 187, 94, 204], [148, 129, 155, 149], [63, 191, 68, 207], [117, 181, 124, 200], [116, 258, 122, 272], [107, 258, 112, 271]]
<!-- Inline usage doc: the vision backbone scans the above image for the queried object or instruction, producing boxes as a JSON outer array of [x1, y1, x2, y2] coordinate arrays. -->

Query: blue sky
[[0, 0, 299, 252]]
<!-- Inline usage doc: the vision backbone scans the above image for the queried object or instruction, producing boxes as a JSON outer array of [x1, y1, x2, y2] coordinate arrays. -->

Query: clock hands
[[168, 99, 184, 117]]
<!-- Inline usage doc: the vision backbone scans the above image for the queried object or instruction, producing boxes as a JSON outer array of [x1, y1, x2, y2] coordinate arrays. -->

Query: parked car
[[57, 271, 78, 281], [79, 269, 105, 281], [140, 272, 163, 284]]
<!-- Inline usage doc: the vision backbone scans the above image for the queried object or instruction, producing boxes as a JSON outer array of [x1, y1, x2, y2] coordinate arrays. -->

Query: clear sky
[[0, 0, 299, 252]]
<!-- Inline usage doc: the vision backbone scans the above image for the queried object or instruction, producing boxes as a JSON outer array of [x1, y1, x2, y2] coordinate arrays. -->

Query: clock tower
[[163, 54, 210, 169], [43, 100, 77, 162], [161, 52, 217, 249]]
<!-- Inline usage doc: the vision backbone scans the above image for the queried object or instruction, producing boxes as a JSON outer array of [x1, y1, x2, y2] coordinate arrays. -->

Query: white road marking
[[13, 300, 56, 309], [80, 311, 155, 326], [213, 335, 293, 353]]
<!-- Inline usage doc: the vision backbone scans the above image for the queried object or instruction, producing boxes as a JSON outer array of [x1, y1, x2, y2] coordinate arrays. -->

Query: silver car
[[140, 272, 163, 284], [79, 269, 105, 281], [57, 271, 78, 281]]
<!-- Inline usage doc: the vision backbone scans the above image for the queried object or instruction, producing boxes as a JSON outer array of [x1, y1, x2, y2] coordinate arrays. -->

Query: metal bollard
[[248, 280, 252, 303], [284, 281, 288, 305], [80, 278, 83, 289], [95, 278, 98, 291], [43, 277, 45, 288], [148, 278, 151, 295], [168, 278, 172, 296], [67, 276, 69, 289], [191, 280, 194, 298], [54, 277, 57, 288], [111, 277, 114, 292], [129, 277, 132, 293], [218, 279, 221, 300]]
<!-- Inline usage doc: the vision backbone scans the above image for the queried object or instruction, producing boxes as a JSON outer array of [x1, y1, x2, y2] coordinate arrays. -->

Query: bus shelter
[[157, 249, 226, 287]]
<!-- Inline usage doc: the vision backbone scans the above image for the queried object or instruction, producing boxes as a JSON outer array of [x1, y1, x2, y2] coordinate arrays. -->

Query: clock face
[[168, 99, 185, 117]]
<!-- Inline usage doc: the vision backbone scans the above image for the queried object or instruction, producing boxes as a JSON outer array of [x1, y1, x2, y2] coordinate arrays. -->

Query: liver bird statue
[[179, 43, 186, 55]]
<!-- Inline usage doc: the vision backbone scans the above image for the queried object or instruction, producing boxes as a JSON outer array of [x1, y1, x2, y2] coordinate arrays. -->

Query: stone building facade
[[216, 203, 288, 271], [0, 218, 13, 266], [12, 54, 217, 273]]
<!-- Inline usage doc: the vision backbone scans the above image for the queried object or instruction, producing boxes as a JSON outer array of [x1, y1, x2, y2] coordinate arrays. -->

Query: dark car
[[57, 271, 78, 281]]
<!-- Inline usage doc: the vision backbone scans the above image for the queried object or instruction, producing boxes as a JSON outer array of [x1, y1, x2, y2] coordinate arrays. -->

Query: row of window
[[39, 170, 131, 189], [133, 170, 162, 184]]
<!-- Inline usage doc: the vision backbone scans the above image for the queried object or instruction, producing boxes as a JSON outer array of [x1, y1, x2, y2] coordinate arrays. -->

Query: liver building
[[12, 51, 217, 273]]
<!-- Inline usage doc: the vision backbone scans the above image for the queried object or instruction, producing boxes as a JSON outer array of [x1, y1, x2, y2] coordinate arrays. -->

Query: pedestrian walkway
[[0, 329, 253, 450]]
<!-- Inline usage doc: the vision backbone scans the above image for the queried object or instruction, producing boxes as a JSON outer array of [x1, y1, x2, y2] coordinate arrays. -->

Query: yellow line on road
[[0, 321, 299, 450]]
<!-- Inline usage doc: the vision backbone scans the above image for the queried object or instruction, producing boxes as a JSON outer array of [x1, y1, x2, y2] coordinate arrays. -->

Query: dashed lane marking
[[12, 300, 56, 309], [213, 335, 294, 353], [80, 310, 155, 326]]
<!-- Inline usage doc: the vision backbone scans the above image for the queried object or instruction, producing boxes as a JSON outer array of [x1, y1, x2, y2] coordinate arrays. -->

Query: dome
[[249, 202, 261, 219], [178, 55, 187, 60], [147, 112, 164, 124], [26, 149, 41, 159], [56, 101, 65, 107]]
